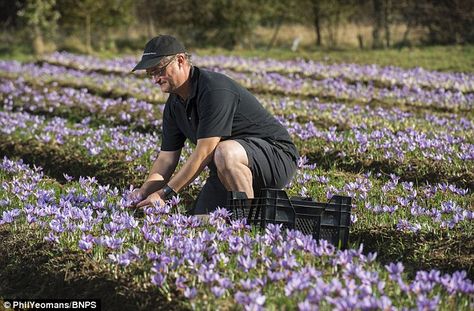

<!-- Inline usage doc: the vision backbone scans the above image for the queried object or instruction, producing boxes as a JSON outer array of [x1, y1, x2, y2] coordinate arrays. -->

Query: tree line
[[1, 0, 473, 54]]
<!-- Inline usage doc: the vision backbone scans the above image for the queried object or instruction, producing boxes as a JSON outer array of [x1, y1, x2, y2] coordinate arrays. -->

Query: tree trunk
[[86, 14, 92, 54], [401, 20, 411, 46], [146, 3, 155, 38], [372, 0, 384, 49], [32, 24, 45, 55], [357, 34, 364, 49], [267, 15, 284, 50], [384, 0, 392, 47], [312, 0, 322, 46], [332, 9, 341, 47]]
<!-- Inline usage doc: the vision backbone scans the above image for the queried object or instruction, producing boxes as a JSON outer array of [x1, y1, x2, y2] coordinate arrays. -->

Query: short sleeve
[[197, 89, 238, 139], [161, 101, 186, 151]]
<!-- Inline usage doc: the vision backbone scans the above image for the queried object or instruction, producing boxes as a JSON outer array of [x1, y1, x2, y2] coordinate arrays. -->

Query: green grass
[[196, 45, 474, 73], [0, 47, 473, 308], [1, 161, 472, 309], [2, 38, 473, 73]]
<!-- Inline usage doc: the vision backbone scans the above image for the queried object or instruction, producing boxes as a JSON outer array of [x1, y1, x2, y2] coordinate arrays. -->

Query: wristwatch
[[162, 185, 177, 200]]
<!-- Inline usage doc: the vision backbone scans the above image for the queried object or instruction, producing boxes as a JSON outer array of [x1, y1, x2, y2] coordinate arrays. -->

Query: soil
[[0, 226, 189, 311]]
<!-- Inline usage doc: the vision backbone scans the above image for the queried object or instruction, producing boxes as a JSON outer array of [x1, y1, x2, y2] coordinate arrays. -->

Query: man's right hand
[[125, 179, 165, 208], [125, 188, 146, 208]]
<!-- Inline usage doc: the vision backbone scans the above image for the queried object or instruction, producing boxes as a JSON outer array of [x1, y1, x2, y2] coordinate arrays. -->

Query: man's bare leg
[[213, 140, 254, 198]]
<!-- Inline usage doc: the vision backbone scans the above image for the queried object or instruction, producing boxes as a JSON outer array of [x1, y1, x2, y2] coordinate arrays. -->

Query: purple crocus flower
[[151, 272, 166, 287], [441, 270, 474, 295], [175, 276, 187, 290], [240, 278, 265, 291], [209, 207, 231, 225], [44, 231, 60, 243], [385, 262, 404, 280], [126, 245, 140, 260], [237, 254, 257, 272], [217, 277, 233, 289], [396, 219, 421, 233], [49, 218, 64, 233], [298, 300, 317, 311], [280, 254, 299, 269], [197, 267, 219, 284], [1, 209, 20, 223], [168, 195, 181, 207], [184, 286, 197, 299], [230, 218, 251, 231], [234, 291, 266, 310], [26, 213, 37, 224], [78, 234, 94, 251], [211, 286, 225, 298], [102, 236, 125, 250], [416, 294, 440, 311]]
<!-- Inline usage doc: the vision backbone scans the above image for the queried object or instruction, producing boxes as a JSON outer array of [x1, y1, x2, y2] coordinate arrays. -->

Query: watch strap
[[162, 185, 177, 200]]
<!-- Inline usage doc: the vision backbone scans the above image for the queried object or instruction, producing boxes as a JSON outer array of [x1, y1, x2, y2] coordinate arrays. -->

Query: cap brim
[[131, 56, 164, 72]]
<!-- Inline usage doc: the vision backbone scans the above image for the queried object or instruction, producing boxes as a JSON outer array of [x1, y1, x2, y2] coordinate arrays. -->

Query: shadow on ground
[[304, 148, 474, 192], [0, 226, 189, 311], [351, 226, 474, 280]]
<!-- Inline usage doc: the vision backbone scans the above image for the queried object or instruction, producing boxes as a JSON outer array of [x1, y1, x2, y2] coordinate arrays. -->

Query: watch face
[[163, 185, 176, 199]]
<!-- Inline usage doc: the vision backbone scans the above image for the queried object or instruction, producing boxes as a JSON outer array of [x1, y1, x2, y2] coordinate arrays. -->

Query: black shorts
[[189, 137, 298, 215]]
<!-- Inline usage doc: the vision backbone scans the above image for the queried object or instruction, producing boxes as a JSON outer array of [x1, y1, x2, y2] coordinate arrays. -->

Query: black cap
[[132, 35, 186, 72]]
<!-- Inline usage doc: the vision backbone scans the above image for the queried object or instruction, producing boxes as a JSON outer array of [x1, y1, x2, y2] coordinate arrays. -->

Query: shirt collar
[[174, 66, 198, 106], [187, 66, 198, 101]]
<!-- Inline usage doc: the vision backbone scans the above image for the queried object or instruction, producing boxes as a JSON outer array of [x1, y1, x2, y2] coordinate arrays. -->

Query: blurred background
[[1, 0, 473, 65]]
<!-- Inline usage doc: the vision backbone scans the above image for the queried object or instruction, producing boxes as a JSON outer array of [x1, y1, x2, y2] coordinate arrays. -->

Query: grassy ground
[[0, 226, 185, 311], [1, 39, 473, 74], [0, 34, 473, 309], [196, 45, 474, 73]]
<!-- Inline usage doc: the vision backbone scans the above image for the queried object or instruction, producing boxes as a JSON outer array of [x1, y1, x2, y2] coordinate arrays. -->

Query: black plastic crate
[[226, 189, 351, 249], [317, 195, 352, 249], [227, 189, 296, 231], [289, 196, 326, 238], [256, 188, 296, 230]]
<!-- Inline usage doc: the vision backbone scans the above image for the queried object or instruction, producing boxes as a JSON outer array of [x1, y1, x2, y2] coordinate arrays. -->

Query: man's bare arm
[[140, 149, 181, 196], [167, 137, 221, 193], [135, 138, 220, 209]]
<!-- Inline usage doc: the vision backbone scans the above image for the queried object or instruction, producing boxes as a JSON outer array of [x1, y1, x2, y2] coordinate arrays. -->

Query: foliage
[[17, 0, 60, 37], [142, 0, 263, 49], [16, 0, 60, 54], [56, 0, 135, 52], [2, 0, 474, 51]]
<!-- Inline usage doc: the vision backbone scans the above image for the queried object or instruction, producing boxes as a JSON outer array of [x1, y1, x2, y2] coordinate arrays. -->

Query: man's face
[[146, 56, 177, 93]]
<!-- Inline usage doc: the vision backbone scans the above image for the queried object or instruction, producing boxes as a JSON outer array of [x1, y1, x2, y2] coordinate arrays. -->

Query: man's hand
[[136, 191, 166, 209], [124, 188, 146, 208]]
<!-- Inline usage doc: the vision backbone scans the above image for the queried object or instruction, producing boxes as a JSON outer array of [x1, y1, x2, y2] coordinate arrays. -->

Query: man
[[130, 35, 298, 214]]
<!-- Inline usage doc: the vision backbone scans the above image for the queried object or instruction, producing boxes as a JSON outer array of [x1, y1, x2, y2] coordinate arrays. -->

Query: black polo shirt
[[161, 66, 298, 159]]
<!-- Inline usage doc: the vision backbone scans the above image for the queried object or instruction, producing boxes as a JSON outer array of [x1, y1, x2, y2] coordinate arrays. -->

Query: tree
[[56, 0, 135, 53], [416, 0, 474, 44], [191, 0, 263, 49], [296, 0, 357, 48], [371, 0, 383, 48], [258, 0, 299, 49], [17, 0, 60, 55]]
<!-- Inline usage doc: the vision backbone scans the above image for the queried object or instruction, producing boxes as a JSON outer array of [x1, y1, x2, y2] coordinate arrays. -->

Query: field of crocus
[[0, 51, 473, 310]]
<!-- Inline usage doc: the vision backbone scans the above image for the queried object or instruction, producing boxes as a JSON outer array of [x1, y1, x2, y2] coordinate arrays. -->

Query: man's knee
[[214, 141, 234, 171], [213, 141, 247, 172]]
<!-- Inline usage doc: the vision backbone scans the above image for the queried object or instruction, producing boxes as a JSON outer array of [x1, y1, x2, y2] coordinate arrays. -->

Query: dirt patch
[[0, 226, 189, 311], [0, 138, 142, 189]]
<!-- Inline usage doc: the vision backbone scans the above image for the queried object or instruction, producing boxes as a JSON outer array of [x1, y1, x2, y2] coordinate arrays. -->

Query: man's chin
[[160, 85, 175, 94], [159, 85, 170, 93]]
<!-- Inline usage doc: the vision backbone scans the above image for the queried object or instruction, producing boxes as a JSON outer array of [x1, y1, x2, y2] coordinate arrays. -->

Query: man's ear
[[177, 54, 185, 66]]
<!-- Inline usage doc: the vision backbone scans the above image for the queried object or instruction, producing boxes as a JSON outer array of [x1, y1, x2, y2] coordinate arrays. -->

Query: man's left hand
[[136, 191, 166, 208]]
